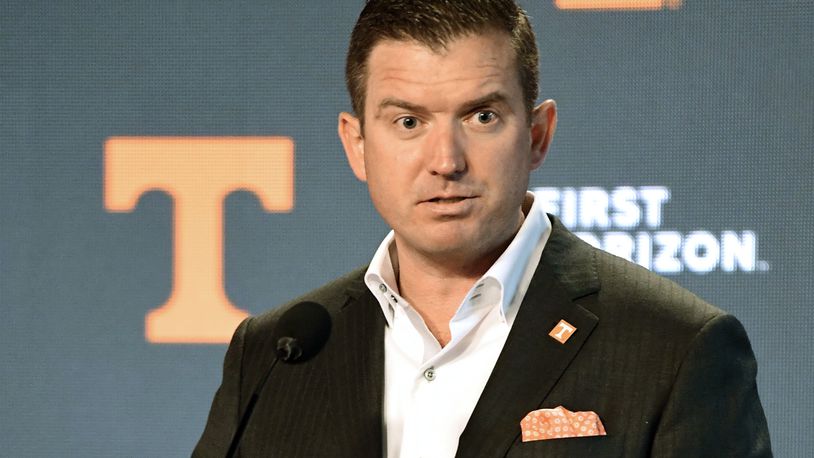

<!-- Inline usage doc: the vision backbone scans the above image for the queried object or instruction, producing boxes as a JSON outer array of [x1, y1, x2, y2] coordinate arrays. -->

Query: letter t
[[104, 137, 294, 343]]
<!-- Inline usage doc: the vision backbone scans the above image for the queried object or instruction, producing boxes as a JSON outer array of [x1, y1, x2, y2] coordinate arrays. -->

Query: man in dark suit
[[194, 1, 772, 456]]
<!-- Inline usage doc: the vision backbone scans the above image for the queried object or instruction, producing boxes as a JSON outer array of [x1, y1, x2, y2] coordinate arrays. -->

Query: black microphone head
[[272, 301, 331, 363]]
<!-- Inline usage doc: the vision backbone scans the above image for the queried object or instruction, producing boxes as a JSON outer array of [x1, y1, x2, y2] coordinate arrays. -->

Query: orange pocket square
[[520, 405, 607, 442]]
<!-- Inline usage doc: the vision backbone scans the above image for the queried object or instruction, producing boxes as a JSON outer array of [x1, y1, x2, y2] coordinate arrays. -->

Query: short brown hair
[[345, 0, 539, 122]]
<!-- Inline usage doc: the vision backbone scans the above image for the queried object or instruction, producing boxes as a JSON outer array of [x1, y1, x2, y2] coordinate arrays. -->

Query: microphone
[[273, 301, 332, 363], [225, 301, 332, 458]]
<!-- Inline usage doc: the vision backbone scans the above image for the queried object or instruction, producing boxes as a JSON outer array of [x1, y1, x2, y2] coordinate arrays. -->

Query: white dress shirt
[[364, 192, 552, 458]]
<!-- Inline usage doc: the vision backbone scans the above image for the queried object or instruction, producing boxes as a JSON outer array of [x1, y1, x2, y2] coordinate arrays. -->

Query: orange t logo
[[104, 137, 295, 344], [554, 0, 681, 10]]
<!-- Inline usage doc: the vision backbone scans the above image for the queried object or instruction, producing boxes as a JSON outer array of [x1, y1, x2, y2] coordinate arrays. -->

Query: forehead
[[364, 33, 522, 111]]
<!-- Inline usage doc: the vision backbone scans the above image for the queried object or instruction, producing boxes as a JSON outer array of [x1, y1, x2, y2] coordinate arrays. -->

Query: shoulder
[[244, 266, 369, 337], [223, 266, 370, 388], [577, 239, 751, 385], [592, 247, 723, 330], [595, 245, 724, 321], [543, 215, 730, 346]]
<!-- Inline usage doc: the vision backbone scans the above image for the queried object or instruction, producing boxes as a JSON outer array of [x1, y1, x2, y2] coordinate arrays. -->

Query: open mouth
[[428, 197, 468, 204]]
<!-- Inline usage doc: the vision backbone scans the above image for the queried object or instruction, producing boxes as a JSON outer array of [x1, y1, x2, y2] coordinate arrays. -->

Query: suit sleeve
[[192, 317, 251, 458], [650, 314, 772, 457]]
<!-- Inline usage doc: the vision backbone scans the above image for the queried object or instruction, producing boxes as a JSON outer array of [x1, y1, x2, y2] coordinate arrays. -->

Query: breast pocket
[[505, 434, 612, 458]]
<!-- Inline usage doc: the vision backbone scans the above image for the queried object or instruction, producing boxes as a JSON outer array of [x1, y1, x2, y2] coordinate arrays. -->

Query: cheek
[[482, 144, 533, 201], [478, 140, 531, 179], [364, 141, 421, 196], [365, 163, 403, 211], [365, 168, 388, 200]]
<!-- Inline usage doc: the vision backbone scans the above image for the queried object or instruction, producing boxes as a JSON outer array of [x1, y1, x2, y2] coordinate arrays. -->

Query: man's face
[[339, 32, 556, 268]]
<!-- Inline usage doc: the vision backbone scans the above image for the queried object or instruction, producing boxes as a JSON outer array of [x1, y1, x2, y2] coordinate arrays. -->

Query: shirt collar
[[482, 192, 549, 320], [365, 231, 400, 325], [365, 191, 551, 325]]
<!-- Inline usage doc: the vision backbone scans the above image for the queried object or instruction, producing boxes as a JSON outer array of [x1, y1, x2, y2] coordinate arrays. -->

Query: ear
[[529, 99, 557, 170], [337, 112, 367, 181]]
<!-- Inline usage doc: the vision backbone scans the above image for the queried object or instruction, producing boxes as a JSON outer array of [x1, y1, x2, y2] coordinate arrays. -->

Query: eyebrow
[[376, 97, 428, 117], [457, 91, 512, 115], [375, 91, 513, 118]]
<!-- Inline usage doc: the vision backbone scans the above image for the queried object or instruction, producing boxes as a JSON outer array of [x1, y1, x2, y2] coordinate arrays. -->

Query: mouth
[[427, 196, 470, 204], [419, 195, 478, 216]]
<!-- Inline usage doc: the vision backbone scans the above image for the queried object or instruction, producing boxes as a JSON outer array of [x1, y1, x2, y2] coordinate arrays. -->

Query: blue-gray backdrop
[[1, 1, 812, 456]]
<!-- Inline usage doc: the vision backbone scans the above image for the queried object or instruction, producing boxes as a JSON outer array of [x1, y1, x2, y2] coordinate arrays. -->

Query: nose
[[424, 122, 466, 177]]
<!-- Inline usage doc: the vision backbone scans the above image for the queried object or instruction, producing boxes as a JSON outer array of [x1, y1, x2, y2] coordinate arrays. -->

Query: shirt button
[[423, 367, 436, 381], [379, 283, 387, 293]]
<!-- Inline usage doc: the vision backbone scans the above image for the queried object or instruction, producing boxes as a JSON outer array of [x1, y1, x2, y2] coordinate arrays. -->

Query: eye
[[475, 110, 496, 124], [398, 116, 419, 129]]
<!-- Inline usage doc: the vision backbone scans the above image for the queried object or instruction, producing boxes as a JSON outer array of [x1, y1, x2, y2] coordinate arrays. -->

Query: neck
[[396, 257, 482, 348], [393, 216, 523, 347]]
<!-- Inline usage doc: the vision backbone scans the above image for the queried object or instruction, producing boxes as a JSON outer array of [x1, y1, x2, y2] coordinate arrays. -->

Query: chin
[[417, 233, 480, 258], [400, 230, 460, 251]]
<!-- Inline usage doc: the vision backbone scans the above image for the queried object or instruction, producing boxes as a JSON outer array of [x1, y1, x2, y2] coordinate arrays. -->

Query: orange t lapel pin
[[549, 319, 577, 344]]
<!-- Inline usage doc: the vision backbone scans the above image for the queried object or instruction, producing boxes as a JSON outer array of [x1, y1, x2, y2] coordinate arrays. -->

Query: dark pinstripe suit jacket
[[193, 216, 772, 457]]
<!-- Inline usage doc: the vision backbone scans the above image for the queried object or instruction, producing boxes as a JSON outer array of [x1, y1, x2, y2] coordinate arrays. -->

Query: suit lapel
[[456, 218, 601, 458], [322, 276, 386, 457]]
